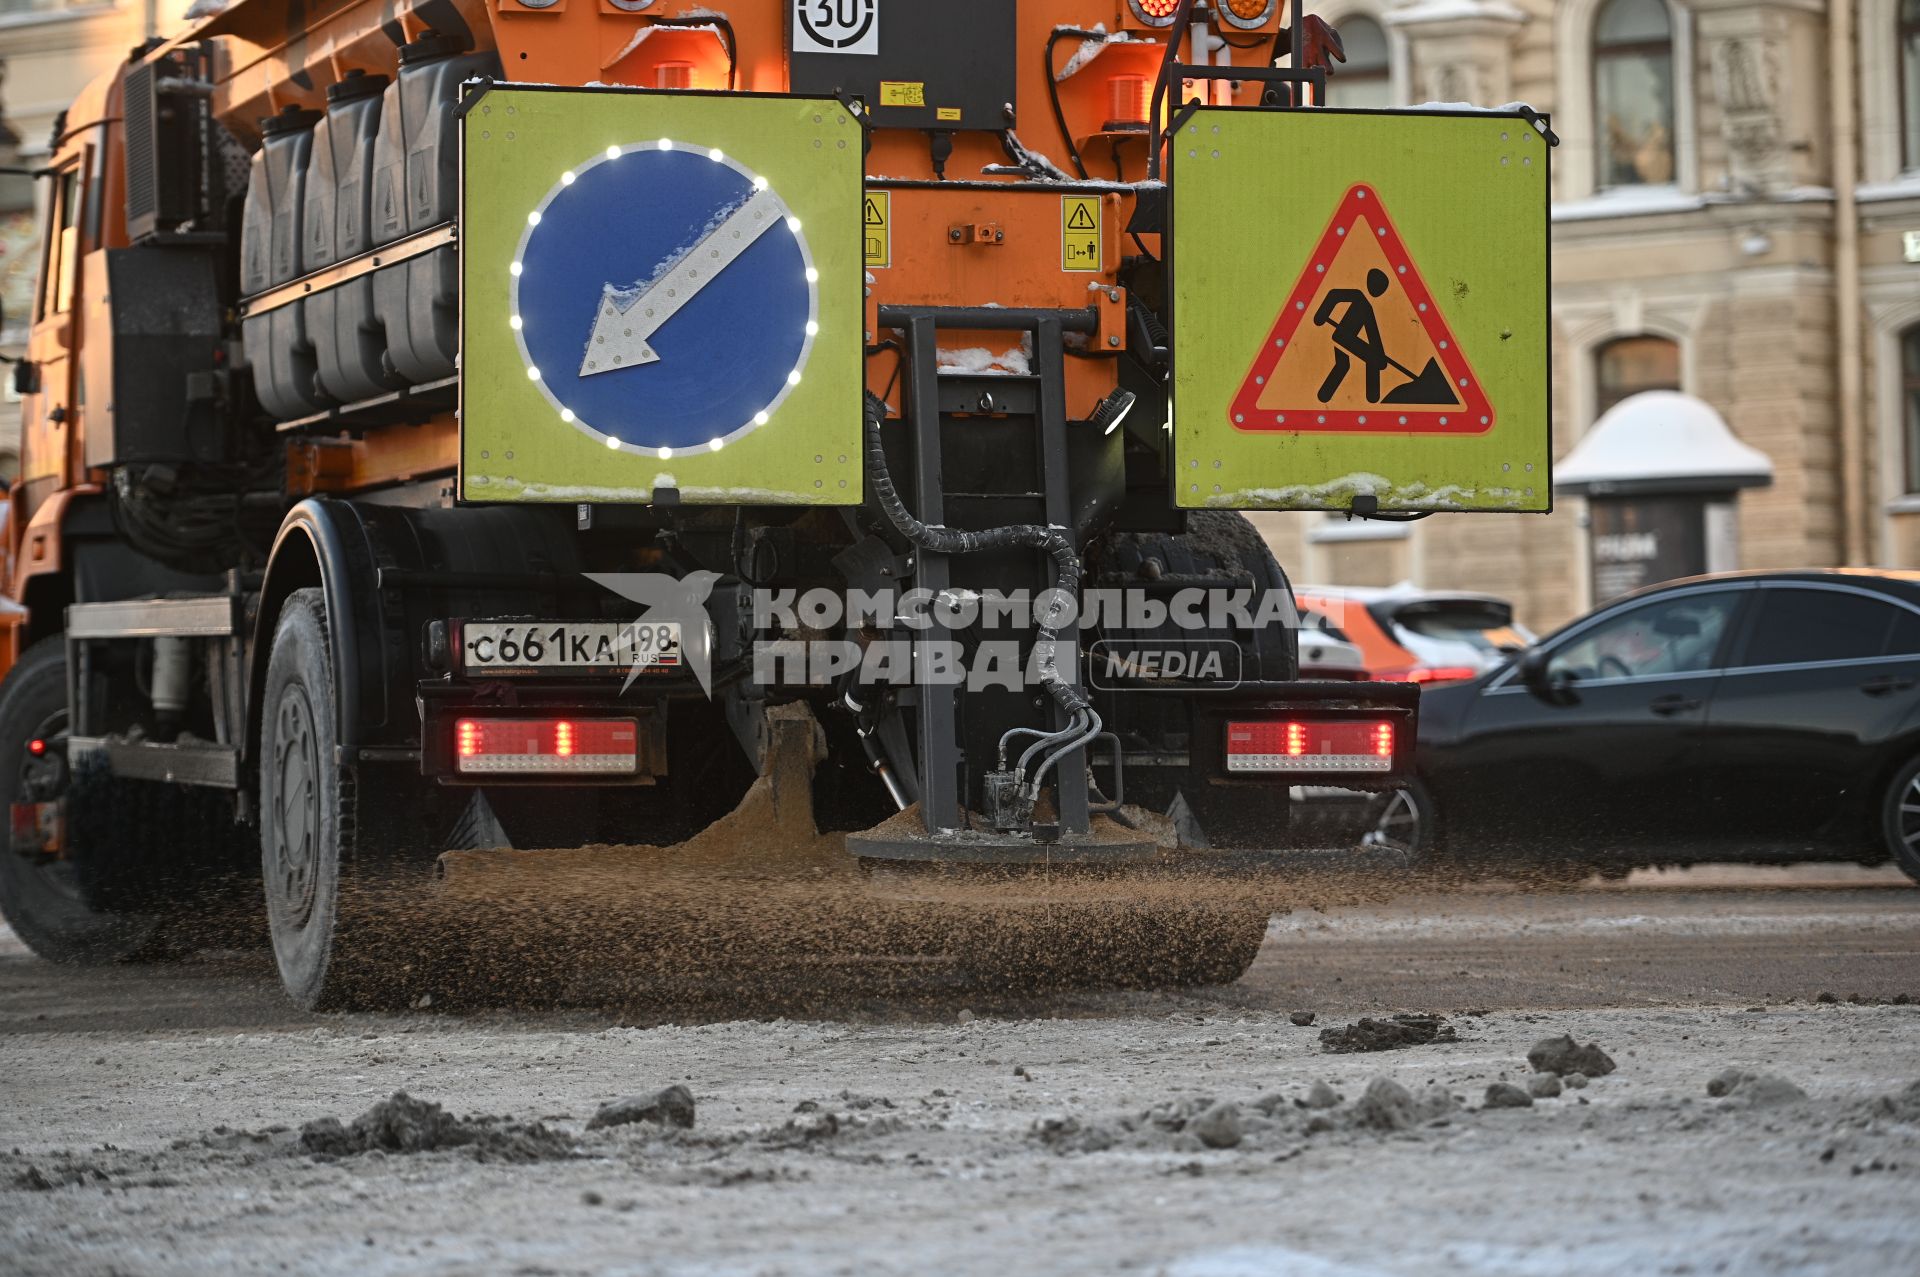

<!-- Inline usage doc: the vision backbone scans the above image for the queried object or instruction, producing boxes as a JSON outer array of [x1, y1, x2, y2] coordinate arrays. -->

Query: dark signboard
[[1588, 495, 1713, 603]]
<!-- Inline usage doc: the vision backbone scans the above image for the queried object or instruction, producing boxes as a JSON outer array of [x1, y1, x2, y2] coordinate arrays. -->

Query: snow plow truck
[[0, 0, 1551, 1007]]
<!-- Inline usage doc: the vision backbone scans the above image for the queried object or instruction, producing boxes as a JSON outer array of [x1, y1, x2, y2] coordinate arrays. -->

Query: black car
[[1370, 570, 1920, 881]]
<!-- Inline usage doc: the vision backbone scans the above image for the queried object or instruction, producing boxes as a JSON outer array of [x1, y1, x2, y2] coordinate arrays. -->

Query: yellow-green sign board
[[461, 87, 864, 505], [1171, 107, 1550, 513]]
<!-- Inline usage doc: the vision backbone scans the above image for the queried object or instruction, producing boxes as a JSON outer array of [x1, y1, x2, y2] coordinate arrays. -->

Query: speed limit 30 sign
[[792, 0, 879, 55]]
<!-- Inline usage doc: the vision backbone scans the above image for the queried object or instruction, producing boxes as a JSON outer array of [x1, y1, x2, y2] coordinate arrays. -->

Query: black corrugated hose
[[862, 392, 1097, 795]]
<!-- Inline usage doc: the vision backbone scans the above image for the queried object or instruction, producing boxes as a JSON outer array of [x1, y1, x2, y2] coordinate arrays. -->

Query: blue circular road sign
[[511, 142, 820, 457]]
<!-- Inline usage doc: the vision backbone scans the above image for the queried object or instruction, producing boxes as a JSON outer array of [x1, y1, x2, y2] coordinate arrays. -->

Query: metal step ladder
[[879, 304, 1097, 838]]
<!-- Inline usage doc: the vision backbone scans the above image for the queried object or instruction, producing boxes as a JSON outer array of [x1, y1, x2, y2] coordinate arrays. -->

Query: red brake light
[[26, 738, 46, 757], [1226, 720, 1396, 774], [453, 719, 637, 775]]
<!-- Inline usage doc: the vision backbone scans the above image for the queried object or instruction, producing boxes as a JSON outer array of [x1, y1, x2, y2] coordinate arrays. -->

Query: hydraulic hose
[[862, 392, 1094, 783]]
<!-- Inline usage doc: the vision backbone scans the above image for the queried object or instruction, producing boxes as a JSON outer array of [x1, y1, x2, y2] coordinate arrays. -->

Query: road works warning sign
[[1171, 108, 1550, 514], [1231, 185, 1494, 436]]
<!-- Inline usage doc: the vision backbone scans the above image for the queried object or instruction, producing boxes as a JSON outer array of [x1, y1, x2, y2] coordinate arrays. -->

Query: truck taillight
[[656, 61, 695, 90], [454, 719, 638, 776], [1226, 720, 1396, 774], [1107, 74, 1151, 130]]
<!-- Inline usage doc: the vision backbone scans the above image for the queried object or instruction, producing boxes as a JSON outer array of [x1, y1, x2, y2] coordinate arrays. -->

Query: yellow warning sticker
[[879, 81, 926, 108], [864, 190, 891, 269], [936, 107, 962, 122], [1062, 195, 1101, 272]]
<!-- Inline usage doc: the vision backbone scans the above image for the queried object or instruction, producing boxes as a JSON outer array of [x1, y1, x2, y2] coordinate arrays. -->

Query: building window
[[1595, 334, 1681, 416], [1334, 17, 1392, 109], [1904, 0, 1920, 170], [1903, 326, 1920, 493], [1594, 0, 1676, 188]]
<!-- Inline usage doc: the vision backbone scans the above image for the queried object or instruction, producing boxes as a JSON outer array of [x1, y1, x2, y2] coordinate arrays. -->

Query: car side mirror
[[1518, 648, 1575, 704]]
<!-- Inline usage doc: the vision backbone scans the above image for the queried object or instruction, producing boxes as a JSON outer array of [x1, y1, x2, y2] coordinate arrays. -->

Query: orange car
[[1293, 587, 1533, 686]]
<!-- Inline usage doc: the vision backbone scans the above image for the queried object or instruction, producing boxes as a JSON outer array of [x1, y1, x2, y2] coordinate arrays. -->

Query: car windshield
[[1548, 593, 1736, 681]]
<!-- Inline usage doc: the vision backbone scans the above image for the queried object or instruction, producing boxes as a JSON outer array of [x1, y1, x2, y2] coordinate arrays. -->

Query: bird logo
[[586, 571, 722, 696]]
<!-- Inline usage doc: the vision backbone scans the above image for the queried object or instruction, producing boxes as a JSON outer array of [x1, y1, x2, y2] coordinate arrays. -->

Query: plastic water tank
[[240, 104, 330, 421], [305, 69, 402, 405], [372, 31, 500, 384]]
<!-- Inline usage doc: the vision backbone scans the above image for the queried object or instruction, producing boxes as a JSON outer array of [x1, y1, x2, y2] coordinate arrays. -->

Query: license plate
[[460, 621, 681, 675]]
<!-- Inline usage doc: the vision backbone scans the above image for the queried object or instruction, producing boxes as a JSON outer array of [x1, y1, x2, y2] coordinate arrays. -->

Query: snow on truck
[[0, 0, 1551, 1007]]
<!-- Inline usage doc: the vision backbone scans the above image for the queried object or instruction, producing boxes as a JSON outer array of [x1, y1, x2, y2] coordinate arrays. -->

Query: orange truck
[[0, 0, 1546, 1007]]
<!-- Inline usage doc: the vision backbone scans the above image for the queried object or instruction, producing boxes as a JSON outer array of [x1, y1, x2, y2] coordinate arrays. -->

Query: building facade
[[1257, 0, 1920, 631]]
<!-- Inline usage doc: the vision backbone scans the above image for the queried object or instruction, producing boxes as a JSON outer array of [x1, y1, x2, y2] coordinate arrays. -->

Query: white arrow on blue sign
[[512, 143, 820, 456]]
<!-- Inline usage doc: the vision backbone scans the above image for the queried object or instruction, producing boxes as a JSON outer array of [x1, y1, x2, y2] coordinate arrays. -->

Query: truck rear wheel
[[0, 638, 161, 963], [261, 589, 433, 1009]]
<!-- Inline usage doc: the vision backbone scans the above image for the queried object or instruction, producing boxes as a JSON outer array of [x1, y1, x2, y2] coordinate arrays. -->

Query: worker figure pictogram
[[1229, 183, 1494, 435], [1313, 268, 1457, 407]]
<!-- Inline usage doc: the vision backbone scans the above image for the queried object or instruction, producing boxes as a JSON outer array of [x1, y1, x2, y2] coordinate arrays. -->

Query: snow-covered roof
[[1556, 391, 1774, 496]]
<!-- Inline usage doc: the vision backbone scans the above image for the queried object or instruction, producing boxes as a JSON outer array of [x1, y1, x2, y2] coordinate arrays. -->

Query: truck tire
[[260, 588, 432, 1009], [1096, 510, 1297, 681], [0, 637, 161, 963]]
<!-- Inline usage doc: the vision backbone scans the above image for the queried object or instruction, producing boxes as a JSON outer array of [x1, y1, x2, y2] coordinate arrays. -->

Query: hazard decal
[[1230, 185, 1493, 436], [864, 190, 890, 268]]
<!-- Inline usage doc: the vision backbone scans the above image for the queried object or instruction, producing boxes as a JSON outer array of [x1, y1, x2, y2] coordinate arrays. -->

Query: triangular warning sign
[[1067, 202, 1098, 231], [1230, 184, 1493, 436], [864, 197, 886, 226]]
